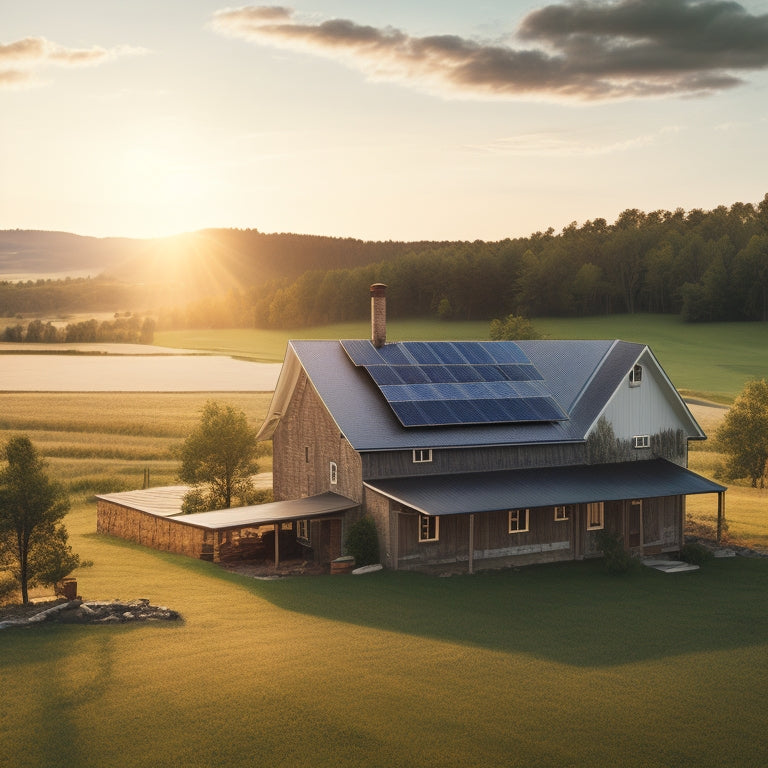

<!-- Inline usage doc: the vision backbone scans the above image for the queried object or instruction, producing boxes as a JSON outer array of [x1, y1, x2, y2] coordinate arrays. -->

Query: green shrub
[[680, 541, 714, 566], [595, 530, 635, 575], [344, 516, 380, 567]]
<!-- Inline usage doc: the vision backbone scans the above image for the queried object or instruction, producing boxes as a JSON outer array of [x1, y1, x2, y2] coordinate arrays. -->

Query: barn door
[[628, 500, 643, 549]]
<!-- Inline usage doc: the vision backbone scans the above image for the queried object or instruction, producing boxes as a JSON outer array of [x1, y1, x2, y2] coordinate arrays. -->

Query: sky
[[2, 0, 768, 242]]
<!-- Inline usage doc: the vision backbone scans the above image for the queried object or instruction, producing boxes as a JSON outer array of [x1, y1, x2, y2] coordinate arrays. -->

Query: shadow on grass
[[85, 532, 768, 668], [243, 557, 768, 668]]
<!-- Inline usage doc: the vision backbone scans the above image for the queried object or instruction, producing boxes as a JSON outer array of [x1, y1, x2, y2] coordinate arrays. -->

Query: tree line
[[2, 196, 766, 330], [2, 314, 155, 344], [248, 197, 768, 328]]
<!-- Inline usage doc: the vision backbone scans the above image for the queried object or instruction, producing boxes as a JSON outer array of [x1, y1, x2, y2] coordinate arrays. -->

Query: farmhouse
[[96, 284, 725, 573], [256, 284, 725, 572]]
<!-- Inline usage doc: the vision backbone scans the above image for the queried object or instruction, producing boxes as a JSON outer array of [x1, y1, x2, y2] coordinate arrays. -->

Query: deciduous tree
[[716, 379, 768, 488], [178, 401, 259, 512], [0, 435, 81, 604]]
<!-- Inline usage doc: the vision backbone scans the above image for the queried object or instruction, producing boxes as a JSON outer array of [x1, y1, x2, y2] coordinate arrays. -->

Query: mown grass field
[[154, 314, 768, 402]]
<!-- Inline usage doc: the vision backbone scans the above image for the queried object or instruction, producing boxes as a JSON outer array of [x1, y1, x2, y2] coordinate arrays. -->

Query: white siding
[[597, 349, 700, 441]]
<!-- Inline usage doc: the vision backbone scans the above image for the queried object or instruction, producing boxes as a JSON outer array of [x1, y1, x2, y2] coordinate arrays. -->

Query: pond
[[0, 354, 282, 392]]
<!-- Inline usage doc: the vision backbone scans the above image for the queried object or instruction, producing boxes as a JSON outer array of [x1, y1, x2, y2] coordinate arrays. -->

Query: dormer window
[[629, 364, 643, 387]]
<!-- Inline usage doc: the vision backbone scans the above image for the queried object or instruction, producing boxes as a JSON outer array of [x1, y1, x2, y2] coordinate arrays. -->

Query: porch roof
[[364, 459, 725, 516]]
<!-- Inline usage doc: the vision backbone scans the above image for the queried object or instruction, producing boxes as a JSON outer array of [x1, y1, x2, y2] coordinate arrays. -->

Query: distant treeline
[[3, 314, 155, 344], [2, 197, 767, 329], [160, 197, 768, 328]]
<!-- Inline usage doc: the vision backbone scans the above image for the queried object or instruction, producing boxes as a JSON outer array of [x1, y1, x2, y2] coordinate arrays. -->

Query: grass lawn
[[154, 315, 768, 402], [3, 509, 768, 768]]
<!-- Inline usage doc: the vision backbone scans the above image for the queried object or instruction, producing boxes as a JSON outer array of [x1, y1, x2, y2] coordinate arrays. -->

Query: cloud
[[211, 0, 768, 101], [0, 36, 146, 89]]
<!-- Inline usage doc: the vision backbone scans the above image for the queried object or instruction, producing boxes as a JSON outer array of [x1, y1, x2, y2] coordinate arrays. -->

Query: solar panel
[[340, 339, 568, 427]]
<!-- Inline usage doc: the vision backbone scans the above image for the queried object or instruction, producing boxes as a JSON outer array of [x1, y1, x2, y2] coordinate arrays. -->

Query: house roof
[[365, 459, 725, 516], [96, 489, 359, 530], [256, 338, 704, 452]]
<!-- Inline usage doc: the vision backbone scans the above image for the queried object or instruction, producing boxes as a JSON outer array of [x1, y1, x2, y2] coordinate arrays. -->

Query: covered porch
[[365, 459, 726, 573]]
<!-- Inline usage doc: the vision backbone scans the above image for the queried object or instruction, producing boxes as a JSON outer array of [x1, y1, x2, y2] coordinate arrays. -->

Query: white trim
[[297, 518, 310, 542], [584, 346, 706, 441], [412, 448, 433, 463], [418, 514, 439, 542], [329, 461, 338, 485], [632, 434, 650, 449], [508, 508, 529, 534], [629, 364, 643, 387]]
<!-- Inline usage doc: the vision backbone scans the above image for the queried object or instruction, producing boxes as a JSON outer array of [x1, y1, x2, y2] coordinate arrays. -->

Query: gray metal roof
[[283, 339, 642, 451], [365, 459, 725, 515], [96, 489, 359, 529]]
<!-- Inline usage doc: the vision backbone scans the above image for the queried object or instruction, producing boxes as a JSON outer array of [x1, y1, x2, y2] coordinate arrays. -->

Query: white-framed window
[[508, 508, 529, 534], [413, 449, 433, 463], [587, 502, 605, 530], [329, 461, 338, 485], [297, 519, 310, 542], [632, 435, 650, 449], [554, 505, 570, 521], [419, 514, 439, 542], [629, 364, 643, 387]]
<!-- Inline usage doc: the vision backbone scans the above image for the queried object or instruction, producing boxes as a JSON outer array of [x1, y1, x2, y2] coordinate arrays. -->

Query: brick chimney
[[370, 283, 387, 348]]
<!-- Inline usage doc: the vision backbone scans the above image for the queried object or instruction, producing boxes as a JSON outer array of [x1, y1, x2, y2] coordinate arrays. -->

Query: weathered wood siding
[[362, 443, 587, 480], [272, 370, 363, 505], [97, 500, 208, 560], [394, 504, 574, 571]]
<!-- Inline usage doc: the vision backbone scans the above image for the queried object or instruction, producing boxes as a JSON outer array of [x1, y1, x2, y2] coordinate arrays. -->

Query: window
[[554, 505, 569, 521], [305, 446, 310, 463], [629, 364, 643, 387], [297, 519, 310, 542], [413, 449, 433, 463], [329, 461, 338, 485], [419, 514, 439, 542], [632, 435, 650, 449], [587, 502, 604, 530], [508, 508, 529, 533]]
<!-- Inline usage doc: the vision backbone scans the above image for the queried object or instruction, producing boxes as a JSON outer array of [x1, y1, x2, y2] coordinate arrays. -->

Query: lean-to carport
[[96, 489, 359, 565]]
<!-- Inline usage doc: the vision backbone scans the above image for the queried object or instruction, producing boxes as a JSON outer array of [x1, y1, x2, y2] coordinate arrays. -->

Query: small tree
[[0, 435, 81, 604], [178, 401, 259, 512], [716, 379, 768, 488], [489, 314, 541, 341]]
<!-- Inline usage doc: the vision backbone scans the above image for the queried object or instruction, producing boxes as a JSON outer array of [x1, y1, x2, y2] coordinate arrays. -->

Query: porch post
[[717, 491, 725, 544], [468, 514, 475, 575], [274, 522, 280, 568]]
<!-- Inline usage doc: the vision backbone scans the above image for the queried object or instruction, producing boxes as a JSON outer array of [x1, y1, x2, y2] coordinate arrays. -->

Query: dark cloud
[[212, 0, 768, 100], [0, 36, 145, 89]]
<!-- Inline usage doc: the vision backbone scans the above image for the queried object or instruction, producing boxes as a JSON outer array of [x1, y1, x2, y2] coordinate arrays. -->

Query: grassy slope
[[154, 315, 768, 402]]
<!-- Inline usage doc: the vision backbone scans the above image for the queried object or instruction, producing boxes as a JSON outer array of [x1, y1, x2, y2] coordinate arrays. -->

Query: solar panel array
[[341, 340, 568, 428]]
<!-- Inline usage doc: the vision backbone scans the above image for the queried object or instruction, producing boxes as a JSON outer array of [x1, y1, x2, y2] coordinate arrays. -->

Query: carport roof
[[365, 459, 725, 516], [96, 489, 359, 530]]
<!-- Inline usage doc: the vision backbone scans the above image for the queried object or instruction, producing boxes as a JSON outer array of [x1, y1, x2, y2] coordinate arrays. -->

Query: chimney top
[[370, 283, 387, 348]]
